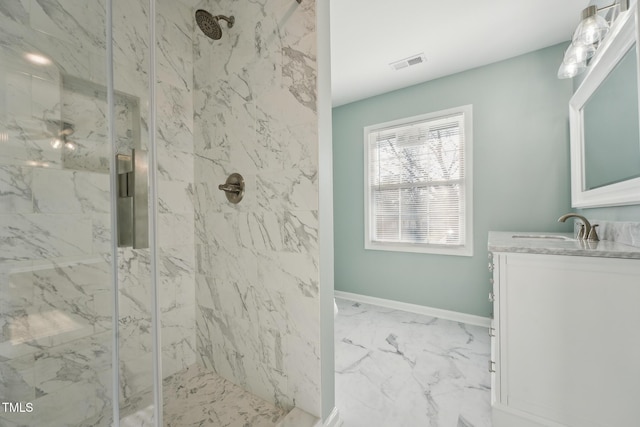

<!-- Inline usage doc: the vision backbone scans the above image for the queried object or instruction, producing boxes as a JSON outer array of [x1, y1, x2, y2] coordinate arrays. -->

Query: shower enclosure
[[0, 0, 328, 425]]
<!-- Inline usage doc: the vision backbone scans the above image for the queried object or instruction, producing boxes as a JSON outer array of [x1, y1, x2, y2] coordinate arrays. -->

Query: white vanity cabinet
[[488, 236, 640, 427]]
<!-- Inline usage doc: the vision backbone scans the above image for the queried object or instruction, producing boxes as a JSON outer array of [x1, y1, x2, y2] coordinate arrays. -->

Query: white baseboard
[[334, 291, 491, 328]]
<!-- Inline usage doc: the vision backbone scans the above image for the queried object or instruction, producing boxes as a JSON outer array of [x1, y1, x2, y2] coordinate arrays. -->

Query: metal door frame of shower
[[106, 0, 163, 425]]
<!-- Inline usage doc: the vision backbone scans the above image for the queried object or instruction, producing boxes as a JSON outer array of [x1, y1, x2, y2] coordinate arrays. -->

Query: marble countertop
[[488, 231, 640, 259]]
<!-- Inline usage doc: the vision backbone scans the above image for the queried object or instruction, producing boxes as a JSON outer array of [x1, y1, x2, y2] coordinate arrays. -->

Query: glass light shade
[[564, 42, 596, 64], [557, 60, 586, 79], [64, 140, 77, 151], [573, 13, 609, 45], [50, 138, 63, 149]]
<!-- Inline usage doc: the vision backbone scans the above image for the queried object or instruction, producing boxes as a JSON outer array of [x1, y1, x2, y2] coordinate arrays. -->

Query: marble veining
[[163, 364, 286, 427], [488, 231, 640, 259], [592, 220, 640, 248], [193, 0, 321, 417], [1, 0, 197, 423], [118, 364, 287, 427], [335, 298, 492, 427]]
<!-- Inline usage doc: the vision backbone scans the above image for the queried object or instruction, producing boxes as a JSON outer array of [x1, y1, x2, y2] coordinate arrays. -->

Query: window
[[364, 105, 473, 256]]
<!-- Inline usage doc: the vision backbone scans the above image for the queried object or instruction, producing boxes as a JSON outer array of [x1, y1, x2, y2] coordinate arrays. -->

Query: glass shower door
[[0, 1, 124, 426]]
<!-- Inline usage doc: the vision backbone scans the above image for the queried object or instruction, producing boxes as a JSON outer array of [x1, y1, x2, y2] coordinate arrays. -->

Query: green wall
[[332, 43, 574, 317], [579, 204, 640, 220]]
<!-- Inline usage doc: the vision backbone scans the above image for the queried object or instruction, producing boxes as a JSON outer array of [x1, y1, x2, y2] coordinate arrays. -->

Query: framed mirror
[[569, 2, 640, 208]]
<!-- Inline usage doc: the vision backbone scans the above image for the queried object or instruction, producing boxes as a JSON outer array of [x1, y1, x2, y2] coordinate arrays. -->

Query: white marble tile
[[5, 68, 32, 120], [257, 79, 317, 128], [279, 123, 318, 176], [119, 350, 154, 405], [32, 168, 110, 214], [0, 214, 92, 262], [156, 0, 193, 92], [118, 283, 152, 321], [9, 260, 110, 315], [0, 1, 31, 26], [119, 402, 154, 427], [158, 180, 193, 215], [159, 245, 195, 279], [0, 2, 184, 425], [0, 266, 34, 314], [281, 210, 319, 253], [33, 331, 112, 396], [239, 212, 286, 252], [57, 77, 114, 173], [0, 353, 35, 402], [162, 364, 286, 427], [28, 0, 107, 51], [0, 303, 98, 360], [0, 378, 112, 427], [205, 326, 287, 407], [158, 213, 194, 248], [256, 169, 318, 212], [284, 331, 320, 415], [161, 305, 196, 378], [33, 381, 113, 427], [0, 165, 33, 213], [192, 0, 320, 416], [91, 213, 112, 254], [156, 81, 194, 154], [31, 74, 61, 121], [112, 0, 149, 84], [26, 26, 98, 82], [202, 212, 242, 251], [157, 148, 194, 184], [160, 269, 195, 312], [335, 298, 492, 427]]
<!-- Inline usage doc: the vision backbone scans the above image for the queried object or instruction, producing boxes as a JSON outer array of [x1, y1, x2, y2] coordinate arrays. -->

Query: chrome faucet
[[557, 213, 599, 241]]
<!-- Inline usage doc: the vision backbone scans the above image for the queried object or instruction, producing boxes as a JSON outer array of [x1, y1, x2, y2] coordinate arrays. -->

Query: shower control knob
[[218, 173, 245, 204]]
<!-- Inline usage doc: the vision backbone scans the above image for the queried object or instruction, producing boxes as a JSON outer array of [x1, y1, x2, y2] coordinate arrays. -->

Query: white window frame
[[363, 105, 473, 256]]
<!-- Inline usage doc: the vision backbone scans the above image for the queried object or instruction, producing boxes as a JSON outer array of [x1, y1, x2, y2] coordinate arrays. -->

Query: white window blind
[[364, 106, 473, 256]]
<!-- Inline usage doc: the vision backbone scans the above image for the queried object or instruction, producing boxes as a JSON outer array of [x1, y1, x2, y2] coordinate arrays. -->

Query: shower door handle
[[116, 149, 149, 249]]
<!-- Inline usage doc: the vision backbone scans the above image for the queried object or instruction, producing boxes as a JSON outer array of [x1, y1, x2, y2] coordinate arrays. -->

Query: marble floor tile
[[162, 364, 286, 427], [334, 298, 492, 427], [120, 364, 287, 427]]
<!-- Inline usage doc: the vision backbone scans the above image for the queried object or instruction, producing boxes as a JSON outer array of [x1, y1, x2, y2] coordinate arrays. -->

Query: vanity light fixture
[[574, 5, 610, 45], [558, 0, 628, 79], [558, 60, 587, 79]]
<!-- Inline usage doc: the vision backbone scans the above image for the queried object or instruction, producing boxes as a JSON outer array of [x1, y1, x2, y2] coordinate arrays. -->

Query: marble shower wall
[[112, 0, 197, 416], [193, 0, 321, 416], [0, 0, 196, 424], [0, 1, 114, 425], [154, 0, 197, 386]]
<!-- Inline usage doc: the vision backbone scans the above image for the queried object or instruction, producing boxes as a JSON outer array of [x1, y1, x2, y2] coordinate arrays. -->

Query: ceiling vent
[[389, 53, 427, 71]]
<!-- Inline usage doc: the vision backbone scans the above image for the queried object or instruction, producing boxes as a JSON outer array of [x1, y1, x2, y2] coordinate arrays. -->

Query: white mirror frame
[[569, 2, 640, 208]]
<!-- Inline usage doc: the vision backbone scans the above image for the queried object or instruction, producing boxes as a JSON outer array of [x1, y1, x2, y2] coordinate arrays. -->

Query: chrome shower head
[[195, 9, 234, 41]]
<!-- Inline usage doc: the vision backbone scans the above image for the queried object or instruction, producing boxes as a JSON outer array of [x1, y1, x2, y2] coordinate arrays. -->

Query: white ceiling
[[330, 0, 591, 107]]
